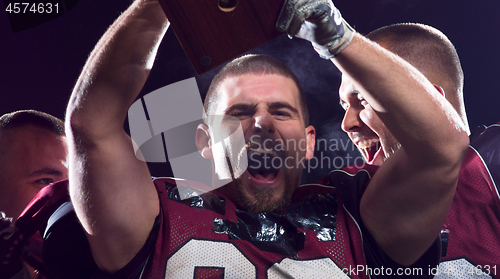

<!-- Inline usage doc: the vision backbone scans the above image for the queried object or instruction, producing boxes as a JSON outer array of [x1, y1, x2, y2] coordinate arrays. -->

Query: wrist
[[328, 19, 355, 56], [314, 19, 355, 59]]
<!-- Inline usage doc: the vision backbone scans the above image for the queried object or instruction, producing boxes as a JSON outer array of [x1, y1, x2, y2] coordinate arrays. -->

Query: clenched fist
[[277, 0, 355, 59]]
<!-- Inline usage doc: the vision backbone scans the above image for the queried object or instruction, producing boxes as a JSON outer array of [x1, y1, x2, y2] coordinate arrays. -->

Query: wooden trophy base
[[158, 0, 286, 75]]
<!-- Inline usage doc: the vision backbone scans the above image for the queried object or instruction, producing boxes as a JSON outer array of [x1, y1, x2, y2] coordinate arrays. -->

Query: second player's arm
[[65, 0, 168, 272], [333, 34, 469, 266]]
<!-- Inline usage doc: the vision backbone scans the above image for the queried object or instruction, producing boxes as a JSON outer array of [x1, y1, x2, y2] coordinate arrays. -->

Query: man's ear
[[433, 84, 445, 97], [305, 125, 316, 161], [196, 124, 212, 159]]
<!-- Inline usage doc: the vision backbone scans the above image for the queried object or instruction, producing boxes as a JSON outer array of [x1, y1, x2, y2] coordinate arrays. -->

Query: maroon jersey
[[15, 181, 99, 279], [436, 124, 500, 278], [146, 178, 367, 278], [21, 170, 439, 278], [138, 168, 438, 279], [342, 124, 500, 278]]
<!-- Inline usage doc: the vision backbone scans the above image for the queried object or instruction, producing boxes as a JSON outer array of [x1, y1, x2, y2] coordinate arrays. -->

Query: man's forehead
[[339, 75, 358, 98], [217, 74, 300, 104], [1, 126, 66, 150], [0, 130, 68, 172], [220, 73, 298, 89]]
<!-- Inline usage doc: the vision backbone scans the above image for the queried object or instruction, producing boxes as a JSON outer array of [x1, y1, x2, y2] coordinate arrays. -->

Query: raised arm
[[334, 34, 468, 265], [65, 0, 168, 272], [279, 0, 469, 266]]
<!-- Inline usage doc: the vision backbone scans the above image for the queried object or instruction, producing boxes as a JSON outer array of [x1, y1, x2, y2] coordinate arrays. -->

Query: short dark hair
[[366, 23, 463, 96], [0, 110, 65, 135], [366, 23, 468, 130], [204, 54, 309, 125]]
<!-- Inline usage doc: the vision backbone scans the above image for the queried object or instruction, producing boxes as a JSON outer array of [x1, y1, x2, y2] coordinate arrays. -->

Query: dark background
[[1, 0, 499, 182]]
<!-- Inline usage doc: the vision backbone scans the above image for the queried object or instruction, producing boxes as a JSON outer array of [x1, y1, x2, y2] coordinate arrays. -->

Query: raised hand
[[276, 0, 355, 58]]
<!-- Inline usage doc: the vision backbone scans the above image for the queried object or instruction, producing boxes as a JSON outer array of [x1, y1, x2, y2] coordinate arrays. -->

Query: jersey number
[[434, 259, 493, 278], [165, 239, 349, 278]]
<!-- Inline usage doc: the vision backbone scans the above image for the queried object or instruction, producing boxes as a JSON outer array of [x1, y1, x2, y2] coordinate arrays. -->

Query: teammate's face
[[339, 74, 399, 166], [0, 126, 68, 220], [208, 74, 315, 212]]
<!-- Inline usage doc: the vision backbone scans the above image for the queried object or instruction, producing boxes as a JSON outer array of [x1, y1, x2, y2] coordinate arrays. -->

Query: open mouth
[[358, 138, 382, 164], [246, 149, 281, 182]]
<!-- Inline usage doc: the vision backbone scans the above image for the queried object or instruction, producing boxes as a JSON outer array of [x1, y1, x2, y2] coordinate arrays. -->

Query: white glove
[[277, 0, 355, 59]]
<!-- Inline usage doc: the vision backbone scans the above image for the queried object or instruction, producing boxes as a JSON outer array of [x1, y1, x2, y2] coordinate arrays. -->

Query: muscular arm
[[332, 34, 469, 265], [65, 0, 168, 272], [278, 0, 468, 264]]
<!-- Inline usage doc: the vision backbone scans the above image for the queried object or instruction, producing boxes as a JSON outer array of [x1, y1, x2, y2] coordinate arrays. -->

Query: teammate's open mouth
[[358, 139, 381, 164], [246, 151, 281, 182]]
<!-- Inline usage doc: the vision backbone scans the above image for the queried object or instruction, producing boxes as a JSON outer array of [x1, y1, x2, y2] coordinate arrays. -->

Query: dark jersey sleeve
[[42, 202, 100, 279], [100, 214, 161, 279], [42, 202, 161, 279], [329, 169, 441, 278], [469, 123, 500, 192]]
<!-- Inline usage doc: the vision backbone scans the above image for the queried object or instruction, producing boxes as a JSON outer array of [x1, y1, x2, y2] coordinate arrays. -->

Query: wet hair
[[0, 110, 65, 135], [204, 54, 309, 125]]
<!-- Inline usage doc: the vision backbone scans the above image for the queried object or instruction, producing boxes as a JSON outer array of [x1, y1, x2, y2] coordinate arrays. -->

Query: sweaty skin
[[199, 74, 315, 213], [330, 35, 468, 265], [339, 74, 399, 166], [65, 0, 469, 273]]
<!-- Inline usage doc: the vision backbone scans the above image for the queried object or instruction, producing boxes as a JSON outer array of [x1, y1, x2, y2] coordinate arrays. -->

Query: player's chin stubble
[[235, 178, 294, 214]]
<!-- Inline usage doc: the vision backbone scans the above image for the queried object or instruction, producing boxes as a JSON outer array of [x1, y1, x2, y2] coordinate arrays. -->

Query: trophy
[[158, 0, 286, 74]]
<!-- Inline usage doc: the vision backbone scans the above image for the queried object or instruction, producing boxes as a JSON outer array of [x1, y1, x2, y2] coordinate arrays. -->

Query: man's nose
[[341, 107, 364, 132], [253, 112, 275, 135]]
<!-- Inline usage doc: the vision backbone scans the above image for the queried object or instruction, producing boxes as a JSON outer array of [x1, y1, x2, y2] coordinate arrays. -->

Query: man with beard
[[45, 0, 467, 278], [340, 23, 500, 277], [197, 57, 316, 214]]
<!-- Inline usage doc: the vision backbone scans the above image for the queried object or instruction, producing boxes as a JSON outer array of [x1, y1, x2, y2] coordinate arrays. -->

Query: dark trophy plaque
[[158, 0, 286, 75]]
